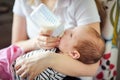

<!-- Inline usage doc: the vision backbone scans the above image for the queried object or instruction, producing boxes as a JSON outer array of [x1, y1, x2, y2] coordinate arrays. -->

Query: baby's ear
[[68, 50, 80, 59]]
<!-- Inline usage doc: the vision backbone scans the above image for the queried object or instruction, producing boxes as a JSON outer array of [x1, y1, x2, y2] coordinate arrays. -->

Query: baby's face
[[59, 27, 89, 53]]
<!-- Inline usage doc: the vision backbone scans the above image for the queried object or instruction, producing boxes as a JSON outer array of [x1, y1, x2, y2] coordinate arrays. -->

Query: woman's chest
[[26, 7, 76, 38]]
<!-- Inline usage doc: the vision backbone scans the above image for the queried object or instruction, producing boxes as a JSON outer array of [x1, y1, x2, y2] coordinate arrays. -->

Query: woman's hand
[[15, 53, 50, 80], [14, 29, 60, 52], [34, 28, 60, 49], [35, 34, 60, 49]]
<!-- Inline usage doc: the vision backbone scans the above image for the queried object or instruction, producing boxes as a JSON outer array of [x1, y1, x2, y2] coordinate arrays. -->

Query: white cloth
[[13, 0, 100, 39]]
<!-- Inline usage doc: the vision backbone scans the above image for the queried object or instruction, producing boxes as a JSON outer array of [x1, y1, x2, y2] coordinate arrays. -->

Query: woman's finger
[[29, 73, 35, 80], [16, 67, 24, 75], [37, 35, 60, 43], [16, 64, 27, 75], [15, 64, 21, 71], [35, 35, 60, 49], [39, 28, 53, 36], [19, 69, 29, 79], [37, 41, 59, 49], [15, 56, 24, 70]]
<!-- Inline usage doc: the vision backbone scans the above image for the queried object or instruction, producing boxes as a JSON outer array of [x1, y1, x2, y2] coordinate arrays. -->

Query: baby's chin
[[58, 45, 62, 51], [58, 45, 65, 52]]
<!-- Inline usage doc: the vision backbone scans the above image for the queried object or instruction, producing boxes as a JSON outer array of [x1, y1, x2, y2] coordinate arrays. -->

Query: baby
[[15, 26, 105, 80]]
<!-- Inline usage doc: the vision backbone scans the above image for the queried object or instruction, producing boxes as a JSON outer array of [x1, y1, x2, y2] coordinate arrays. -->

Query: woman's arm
[[12, 14, 37, 52], [12, 14, 60, 52], [80, 22, 100, 35], [12, 14, 58, 52], [88, 22, 101, 34], [15, 53, 99, 80], [47, 54, 99, 77], [12, 14, 27, 43]]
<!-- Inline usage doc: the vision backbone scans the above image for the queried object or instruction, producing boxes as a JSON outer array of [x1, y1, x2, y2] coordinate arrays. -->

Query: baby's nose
[[64, 29, 71, 34], [64, 30, 68, 35]]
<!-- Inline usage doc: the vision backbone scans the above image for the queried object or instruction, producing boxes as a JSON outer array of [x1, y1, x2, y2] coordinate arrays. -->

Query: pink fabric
[[0, 45, 23, 80]]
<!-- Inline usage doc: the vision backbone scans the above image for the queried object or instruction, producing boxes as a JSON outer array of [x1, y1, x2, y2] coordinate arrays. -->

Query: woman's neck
[[41, 0, 57, 11]]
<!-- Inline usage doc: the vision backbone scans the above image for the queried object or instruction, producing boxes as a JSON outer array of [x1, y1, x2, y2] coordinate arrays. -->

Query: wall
[[116, 8, 120, 80], [0, 0, 14, 49]]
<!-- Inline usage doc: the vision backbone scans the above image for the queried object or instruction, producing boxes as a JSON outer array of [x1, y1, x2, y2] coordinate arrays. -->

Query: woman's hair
[[95, 0, 106, 29], [27, 0, 34, 5]]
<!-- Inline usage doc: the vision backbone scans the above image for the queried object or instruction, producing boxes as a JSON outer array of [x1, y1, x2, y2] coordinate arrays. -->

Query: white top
[[13, 0, 100, 39]]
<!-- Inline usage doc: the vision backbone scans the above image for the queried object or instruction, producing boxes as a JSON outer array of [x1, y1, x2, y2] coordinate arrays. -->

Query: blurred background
[[0, 0, 14, 49], [0, 0, 120, 80]]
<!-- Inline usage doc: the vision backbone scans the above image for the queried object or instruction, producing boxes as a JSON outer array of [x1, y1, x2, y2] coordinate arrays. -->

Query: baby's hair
[[75, 27, 105, 64]]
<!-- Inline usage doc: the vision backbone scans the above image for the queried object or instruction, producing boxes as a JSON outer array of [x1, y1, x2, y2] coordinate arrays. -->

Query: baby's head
[[59, 27, 105, 64]]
